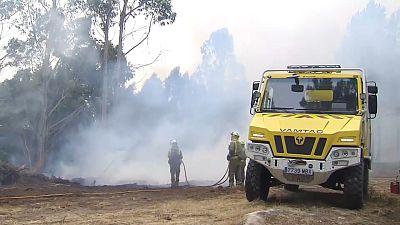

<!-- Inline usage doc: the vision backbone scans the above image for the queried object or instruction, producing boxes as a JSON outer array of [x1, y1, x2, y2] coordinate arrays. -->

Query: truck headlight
[[339, 137, 355, 143], [247, 143, 271, 156], [330, 148, 358, 159], [252, 133, 265, 138]]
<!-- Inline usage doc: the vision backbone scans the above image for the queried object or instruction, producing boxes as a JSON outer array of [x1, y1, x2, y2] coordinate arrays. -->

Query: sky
[[131, 0, 400, 87], [1, 0, 399, 84]]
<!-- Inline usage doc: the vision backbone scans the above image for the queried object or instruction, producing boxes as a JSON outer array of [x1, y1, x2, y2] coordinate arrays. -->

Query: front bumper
[[245, 143, 361, 185]]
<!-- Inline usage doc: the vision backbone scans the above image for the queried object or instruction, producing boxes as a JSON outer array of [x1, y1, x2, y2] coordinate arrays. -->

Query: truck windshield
[[261, 78, 359, 114]]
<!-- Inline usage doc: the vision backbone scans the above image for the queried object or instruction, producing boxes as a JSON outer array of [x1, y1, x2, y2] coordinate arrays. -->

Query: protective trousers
[[229, 157, 243, 187], [239, 159, 246, 185], [170, 164, 180, 188]]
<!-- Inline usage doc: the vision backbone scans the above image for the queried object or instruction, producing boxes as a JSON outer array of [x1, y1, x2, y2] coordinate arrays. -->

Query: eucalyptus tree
[[70, 0, 176, 120], [0, 0, 19, 71], [69, 0, 119, 122], [3, 0, 93, 172], [114, 0, 176, 93]]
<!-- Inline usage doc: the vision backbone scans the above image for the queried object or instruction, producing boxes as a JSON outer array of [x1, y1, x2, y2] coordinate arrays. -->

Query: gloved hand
[[226, 154, 231, 161]]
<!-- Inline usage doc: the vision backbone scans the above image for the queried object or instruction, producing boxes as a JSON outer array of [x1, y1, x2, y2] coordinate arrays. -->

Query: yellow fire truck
[[245, 65, 378, 209]]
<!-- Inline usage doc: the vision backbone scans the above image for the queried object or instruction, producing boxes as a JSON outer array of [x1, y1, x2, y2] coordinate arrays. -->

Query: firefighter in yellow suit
[[227, 132, 246, 187]]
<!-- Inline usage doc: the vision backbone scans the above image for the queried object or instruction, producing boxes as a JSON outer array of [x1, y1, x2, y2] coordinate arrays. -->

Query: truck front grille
[[285, 136, 315, 154], [274, 135, 327, 156]]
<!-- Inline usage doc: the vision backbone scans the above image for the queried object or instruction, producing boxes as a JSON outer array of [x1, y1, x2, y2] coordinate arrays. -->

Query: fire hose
[[181, 160, 229, 187], [0, 189, 161, 201]]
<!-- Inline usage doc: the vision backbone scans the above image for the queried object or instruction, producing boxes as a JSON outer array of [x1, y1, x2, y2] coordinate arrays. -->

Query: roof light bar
[[287, 65, 341, 69], [287, 65, 342, 73]]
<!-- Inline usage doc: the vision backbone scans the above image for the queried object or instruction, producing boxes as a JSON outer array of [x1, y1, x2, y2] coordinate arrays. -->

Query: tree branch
[[0, 53, 8, 62], [123, 25, 147, 39], [47, 89, 66, 118], [50, 57, 61, 69], [132, 51, 162, 69], [21, 133, 32, 168], [49, 107, 84, 136], [93, 23, 105, 40], [0, 23, 4, 40], [0, 6, 19, 23], [0, 53, 9, 70], [48, 105, 84, 132], [124, 1, 143, 21], [124, 16, 153, 56], [38, 0, 50, 11]]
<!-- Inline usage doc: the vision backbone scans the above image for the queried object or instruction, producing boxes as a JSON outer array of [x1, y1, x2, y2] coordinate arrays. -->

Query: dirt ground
[[0, 178, 399, 225]]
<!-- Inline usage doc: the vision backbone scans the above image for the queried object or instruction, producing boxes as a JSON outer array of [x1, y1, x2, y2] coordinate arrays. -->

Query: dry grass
[[0, 179, 399, 225], [368, 187, 399, 206]]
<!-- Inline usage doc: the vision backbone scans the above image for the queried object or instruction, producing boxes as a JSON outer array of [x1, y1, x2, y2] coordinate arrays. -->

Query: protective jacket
[[228, 140, 245, 160], [168, 147, 183, 166]]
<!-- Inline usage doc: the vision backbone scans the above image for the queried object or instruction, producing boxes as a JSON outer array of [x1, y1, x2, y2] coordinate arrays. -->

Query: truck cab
[[245, 65, 378, 209]]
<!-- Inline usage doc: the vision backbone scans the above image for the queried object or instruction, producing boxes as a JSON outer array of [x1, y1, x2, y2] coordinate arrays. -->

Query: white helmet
[[170, 139, 178, 146], [230, 131, 240, 137]]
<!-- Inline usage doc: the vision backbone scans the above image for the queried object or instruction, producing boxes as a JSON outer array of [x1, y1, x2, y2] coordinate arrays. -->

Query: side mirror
[[291, 84, 304, 92], [253, 81, 260, 91], [368, 94, 377, 115], [251, 91, 261, 107], [368, 86, 378, 94]]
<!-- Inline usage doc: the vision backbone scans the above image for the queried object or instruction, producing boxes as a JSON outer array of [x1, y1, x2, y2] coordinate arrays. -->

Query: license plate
[[284, 167, 314, 176]]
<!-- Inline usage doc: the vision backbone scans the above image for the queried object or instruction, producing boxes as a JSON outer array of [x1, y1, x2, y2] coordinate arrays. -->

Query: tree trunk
[[101, 7, 112, 123], [114, 0, 128, 100], [31, 0, 57, 173], [32, 56, 50, 173], [20, 133, 32, 168]]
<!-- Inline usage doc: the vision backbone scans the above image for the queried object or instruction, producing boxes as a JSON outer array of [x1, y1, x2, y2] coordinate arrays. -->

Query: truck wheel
[[363, 161, 369, 198], [284, 184, 299, 192], [245, 160, 270, 201], [343, 161, 364, 209]]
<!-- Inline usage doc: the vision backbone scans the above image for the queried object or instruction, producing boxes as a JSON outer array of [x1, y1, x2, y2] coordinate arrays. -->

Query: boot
[[171, 179, 175, 188]]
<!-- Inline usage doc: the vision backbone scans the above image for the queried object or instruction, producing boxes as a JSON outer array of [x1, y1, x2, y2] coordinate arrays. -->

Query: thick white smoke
[[54, 1, 400, 183], [337, 1, 400, 170], [54, 28, 251, 185]]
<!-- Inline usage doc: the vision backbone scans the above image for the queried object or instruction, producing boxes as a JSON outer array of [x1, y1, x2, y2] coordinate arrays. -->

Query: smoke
[[337, 1, 400, 169], [54, 28, 251, 185], [53, 1, 400, 183]]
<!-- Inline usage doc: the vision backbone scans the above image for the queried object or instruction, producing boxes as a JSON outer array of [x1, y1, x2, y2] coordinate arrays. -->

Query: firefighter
[[168, 139, 183, 188], [227, 131, 245, 187]]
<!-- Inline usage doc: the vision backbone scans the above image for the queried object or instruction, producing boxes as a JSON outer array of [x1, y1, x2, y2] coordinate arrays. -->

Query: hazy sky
[[1, 0, 399, 84], [131, 0, 400, 86]]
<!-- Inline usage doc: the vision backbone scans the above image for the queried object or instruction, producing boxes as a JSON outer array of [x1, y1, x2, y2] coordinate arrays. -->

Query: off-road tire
[[284, 184, 299, 192], [363, 161, 369, 198], [343, 161, 364, 209], [245, 160, 270, 201]]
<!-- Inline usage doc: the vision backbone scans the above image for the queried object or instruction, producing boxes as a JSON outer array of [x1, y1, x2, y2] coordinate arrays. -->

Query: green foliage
[[0, 0, 175, 169], [136, 0, 176, 25], [69, 0, 119, 30], [0, 0, 19, 21], [0, 1, 103, 166], [0, 70, 40, 164], [6, 1, 68, 70]]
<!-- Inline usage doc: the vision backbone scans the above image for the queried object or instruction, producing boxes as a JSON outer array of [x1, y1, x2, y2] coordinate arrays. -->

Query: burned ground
[[0, 178, 399, 225]]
